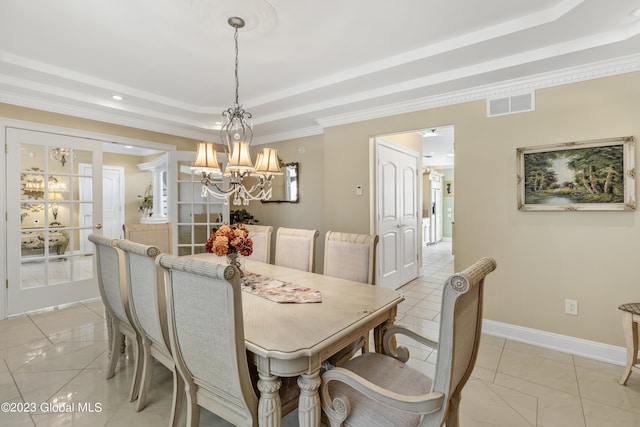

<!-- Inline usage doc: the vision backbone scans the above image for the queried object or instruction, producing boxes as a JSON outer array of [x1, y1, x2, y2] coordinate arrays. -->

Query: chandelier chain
[[234, 26, 240, 107]]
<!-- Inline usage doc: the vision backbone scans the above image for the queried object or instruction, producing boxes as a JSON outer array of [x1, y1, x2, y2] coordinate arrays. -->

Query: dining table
[[188, 254, 404, 427]]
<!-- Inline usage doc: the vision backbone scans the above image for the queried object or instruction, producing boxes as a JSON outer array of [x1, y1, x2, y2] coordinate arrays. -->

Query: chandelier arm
[[242, 179, 271, 195], [201, 183, 237, 199]]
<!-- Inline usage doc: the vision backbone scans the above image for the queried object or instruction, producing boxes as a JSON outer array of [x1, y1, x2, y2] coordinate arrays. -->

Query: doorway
[[373, 125, 455, 290], [421, 125, 455, 265], [78, 164, 125, 254], [375, 138, 420, 289], [6, 127, 104, 315], [1, 120, 175, 318]]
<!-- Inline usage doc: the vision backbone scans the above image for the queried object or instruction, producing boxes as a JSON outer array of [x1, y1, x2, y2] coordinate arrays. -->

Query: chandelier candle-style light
[[192, 16, 282, 205]]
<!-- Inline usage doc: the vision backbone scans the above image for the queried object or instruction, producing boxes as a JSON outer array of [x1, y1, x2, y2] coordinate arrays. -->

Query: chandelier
[[51, 147, 73, 167], [192, 16, 282, 206]]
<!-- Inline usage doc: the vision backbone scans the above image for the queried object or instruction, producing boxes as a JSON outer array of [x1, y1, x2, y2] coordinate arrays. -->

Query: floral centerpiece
[[205, 225, 253, 275]]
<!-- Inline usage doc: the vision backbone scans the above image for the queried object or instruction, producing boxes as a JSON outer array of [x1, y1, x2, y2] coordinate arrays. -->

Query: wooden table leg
[[619, 311, 638, 385], [374, 317, 397, 355], [297, 372, 322, 427], [257, 373, 282, 426]]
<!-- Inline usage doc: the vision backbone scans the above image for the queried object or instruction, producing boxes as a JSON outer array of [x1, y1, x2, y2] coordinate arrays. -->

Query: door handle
[[95, 224, 103, 230]]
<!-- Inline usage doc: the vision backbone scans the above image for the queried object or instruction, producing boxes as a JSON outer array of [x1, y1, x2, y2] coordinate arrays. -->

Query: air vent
[[487, 91, 535, 117]]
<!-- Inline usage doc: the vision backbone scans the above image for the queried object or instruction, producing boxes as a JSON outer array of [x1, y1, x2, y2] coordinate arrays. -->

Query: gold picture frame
[[517, 136, 636, 211]]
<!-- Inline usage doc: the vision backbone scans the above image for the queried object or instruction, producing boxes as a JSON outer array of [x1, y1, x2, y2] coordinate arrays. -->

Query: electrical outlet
[[565, 299, 578, 315]]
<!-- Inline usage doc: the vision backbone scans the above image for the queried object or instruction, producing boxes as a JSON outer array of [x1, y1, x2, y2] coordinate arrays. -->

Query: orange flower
[[205, 225, 253, 257]]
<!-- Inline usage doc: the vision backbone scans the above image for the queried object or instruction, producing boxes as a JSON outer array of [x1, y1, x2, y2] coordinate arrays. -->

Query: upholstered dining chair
[[157, 254, 299, 427], [123, 222, 172, 254], [320, 257, 497, 427], [274, 227, 319, 272], [323, 231, 379, 366], [116, 240, 183, 426], [243, 224, 273, 263], [88, 233, 143, 402], [324, 231, 379, 284]]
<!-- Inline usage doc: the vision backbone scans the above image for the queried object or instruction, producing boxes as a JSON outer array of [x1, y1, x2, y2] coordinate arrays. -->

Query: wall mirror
[[264, 162, 299, 203]]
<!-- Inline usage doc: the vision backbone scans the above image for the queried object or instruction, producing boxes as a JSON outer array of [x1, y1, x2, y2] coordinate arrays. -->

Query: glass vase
[[226, 252, 245, 277]]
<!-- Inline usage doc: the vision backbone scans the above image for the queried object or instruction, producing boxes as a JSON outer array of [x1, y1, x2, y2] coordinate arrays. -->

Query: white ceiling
[[1, 0, 640, 148], [421, 126, 455, 168]]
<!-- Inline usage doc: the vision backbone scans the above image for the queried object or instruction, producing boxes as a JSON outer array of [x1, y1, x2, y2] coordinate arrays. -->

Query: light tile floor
[[1, 241, 640, 426]]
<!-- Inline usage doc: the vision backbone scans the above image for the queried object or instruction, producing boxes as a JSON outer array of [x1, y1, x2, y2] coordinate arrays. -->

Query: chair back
[[243, 224, 273, 263], [117, 239, 169, 351], [123, 223, 172, 254], [432, 257, 497, 421], [88, 233, 129, 324], [323, 232, 379, 284], [274, 227, 319, 272], [157, 254, 258, 425]]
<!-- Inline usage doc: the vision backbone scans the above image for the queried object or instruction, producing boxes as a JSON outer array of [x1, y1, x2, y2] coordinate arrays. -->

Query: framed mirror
[[263, 162, 299, 203]]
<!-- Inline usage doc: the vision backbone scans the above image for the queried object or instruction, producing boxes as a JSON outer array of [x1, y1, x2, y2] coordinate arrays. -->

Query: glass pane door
[[7, 128, 103, 315], [168, 151, 228, 256]]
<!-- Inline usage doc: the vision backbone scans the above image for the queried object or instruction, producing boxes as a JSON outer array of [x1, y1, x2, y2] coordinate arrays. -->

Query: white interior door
[[6, 128, 103, 315], [376, 140, 420, 289], [79, 164, 124, 253]]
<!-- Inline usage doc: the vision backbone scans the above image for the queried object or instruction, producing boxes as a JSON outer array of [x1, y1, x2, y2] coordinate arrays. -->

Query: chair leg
[[106, 309, 113, 357], [107, 325, 123, 380], [135, 338, 153, 411], [128, 334, 143, 402], [619, 312, 638, 385], [446, 393, 461, 427], [184, 380, 200, 427], [170, 369, 186, 427], [362, 332, 370, 354]]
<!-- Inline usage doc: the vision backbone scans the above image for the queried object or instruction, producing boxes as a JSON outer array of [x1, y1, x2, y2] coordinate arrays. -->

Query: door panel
[[400, 163, 419, 279], [380, 230, 399, 280], [402, 227, 418, 268], [7, 128, 103, 315], [381, 162, 398, 220], [376, 140, 419, 289]]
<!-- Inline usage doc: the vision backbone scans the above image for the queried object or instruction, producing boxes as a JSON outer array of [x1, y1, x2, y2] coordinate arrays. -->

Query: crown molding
[[316, 53, 640, 129], [0, 91, 215, 142], [2, 54, 639, 144], [253, 125, 324, 145]]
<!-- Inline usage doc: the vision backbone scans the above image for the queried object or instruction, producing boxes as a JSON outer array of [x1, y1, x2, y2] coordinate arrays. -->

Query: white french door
[[376, 139, 420, 289], [6, 127, 103, 315], [168, 151, 229, 256]]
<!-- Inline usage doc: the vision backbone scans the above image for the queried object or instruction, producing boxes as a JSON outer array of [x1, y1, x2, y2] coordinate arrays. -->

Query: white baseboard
[[483, 320, 628, 367]]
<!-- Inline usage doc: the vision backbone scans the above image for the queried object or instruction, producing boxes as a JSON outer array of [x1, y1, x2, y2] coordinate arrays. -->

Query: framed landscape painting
[[517, 136, 636, 211]]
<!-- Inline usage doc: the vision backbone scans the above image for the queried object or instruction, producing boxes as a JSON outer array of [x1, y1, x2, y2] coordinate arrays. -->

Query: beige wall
[[381, 132, 423, 153], [246, 134, 325, 269], [320, 72, 640, 347], [3, 72, 640, 348]]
